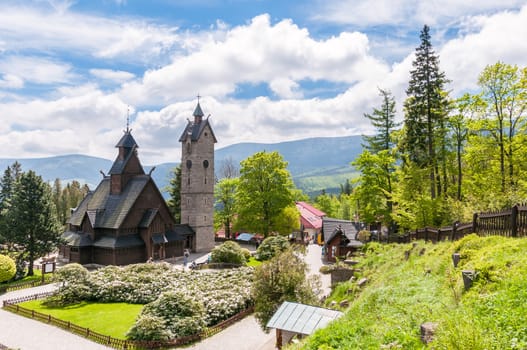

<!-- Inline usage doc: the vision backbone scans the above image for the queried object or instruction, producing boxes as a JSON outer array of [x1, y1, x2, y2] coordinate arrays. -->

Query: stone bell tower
[[179, 101, 217, 252]]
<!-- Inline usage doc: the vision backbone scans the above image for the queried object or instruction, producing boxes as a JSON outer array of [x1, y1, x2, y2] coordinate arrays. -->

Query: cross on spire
[[125, 106, 131, 133], [197, 93, 201, 103]]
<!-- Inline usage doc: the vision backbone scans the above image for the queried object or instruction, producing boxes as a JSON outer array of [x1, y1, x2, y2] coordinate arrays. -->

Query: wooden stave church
[[60, 102, 215, 265]]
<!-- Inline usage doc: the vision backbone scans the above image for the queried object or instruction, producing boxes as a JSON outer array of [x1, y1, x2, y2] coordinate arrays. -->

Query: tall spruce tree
[[4, 170, 61, 276], [166, 165, 182, 223], [0, 162, 22, 244], [362, 88, 399, 153], [402, 25, 450, 199]]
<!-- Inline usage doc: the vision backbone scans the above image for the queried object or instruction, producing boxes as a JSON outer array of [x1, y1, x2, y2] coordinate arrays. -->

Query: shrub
[[0, 254, 16, 283], [357, 230, 371, 242], [53, 263, 91, 285], [210, 241, 246, 265], [241, 248, 252, 262], [126, 314, 173, 341], [255, 235, 289, 261], [136, 291, 207, 339]]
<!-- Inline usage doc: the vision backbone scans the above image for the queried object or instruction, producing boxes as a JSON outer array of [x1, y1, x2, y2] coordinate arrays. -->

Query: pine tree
[[362, 88, 400, 153], [4, 170, 61, 276], [166, 165, 182, 223], [402, 25, 450, 199]]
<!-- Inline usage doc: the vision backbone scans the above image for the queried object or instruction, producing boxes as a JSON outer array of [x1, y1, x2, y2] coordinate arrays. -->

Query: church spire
[[193, 94, 204, 123]]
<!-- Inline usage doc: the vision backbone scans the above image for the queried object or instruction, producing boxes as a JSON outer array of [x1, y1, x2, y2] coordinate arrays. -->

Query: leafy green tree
[[352, 150, 397, 227], [449, 94, 476, 201], [314, 191, 340, 218], [4, 170, 62, 276], [252, 248, 320, 329], [235, 151, 296, 236], [362, 88, 400, 153], [214, 177, 238, 239], [0, 254, 16, 283], [401, 24, 450, 199], [166, 165, 182, 223], [476, 62, 527, 192]]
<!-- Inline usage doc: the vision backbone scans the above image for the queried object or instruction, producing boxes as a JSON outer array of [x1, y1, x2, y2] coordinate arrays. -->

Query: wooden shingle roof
[[68, 175, 150, 229]]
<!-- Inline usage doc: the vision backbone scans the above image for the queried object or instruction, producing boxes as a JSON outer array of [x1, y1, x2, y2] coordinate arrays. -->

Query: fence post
[[512, 205, 518, 237], [472, 213, 478, 235]]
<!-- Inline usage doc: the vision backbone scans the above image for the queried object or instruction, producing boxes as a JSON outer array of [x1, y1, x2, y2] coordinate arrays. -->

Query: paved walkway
[[0, 243, 330, 350], [0, 284, 111, 350]]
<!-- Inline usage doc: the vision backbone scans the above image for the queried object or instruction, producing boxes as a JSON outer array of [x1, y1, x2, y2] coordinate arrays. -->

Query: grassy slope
[[19, 300, 143, 339], [290, 235, 527, 349]]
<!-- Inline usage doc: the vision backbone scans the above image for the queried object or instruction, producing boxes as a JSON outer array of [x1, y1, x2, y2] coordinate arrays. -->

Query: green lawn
[[246, 257, 262, 267], [0, 268, 51, 290], [20, 300, 143, 339]]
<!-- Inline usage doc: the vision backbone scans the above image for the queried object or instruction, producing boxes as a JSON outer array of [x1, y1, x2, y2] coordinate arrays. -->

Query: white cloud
[[269, 78, 302, 99], [120, 14, 389, 106], [0, 74, 24, 89], [440, 4, 527, 93], [1, 3, 527, 165], [0, 56, 74, 86], [90, 69, 135, 83], [0, 4, 180, 63], [312, 0, 525, 27], [0, 86, 129, 159]]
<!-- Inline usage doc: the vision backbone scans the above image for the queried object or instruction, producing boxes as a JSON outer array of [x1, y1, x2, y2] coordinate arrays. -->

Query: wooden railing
[[0, 275, 53, 294], [3, 293, 254, 350], [384, 204, 527, 244]]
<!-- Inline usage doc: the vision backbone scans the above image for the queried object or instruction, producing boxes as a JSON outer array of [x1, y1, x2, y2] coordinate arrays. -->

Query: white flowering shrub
[[126, 314, 173, 341]]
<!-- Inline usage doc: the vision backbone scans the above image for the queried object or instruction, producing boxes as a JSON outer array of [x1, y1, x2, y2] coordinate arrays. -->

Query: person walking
[[184, 249, 190, 267]]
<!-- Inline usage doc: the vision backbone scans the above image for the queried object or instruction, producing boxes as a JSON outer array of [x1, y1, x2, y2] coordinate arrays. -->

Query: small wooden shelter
[[267, 301, 343, 349]]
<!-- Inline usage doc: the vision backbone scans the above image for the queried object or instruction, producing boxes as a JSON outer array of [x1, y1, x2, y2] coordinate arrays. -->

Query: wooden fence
[[2, 292, 254, 350], [386, 204, 527, 243], [0, 275, 52, 294]]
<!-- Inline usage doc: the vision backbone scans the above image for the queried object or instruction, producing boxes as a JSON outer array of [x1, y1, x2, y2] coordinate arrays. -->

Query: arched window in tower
[[203, 160, 209, 168]]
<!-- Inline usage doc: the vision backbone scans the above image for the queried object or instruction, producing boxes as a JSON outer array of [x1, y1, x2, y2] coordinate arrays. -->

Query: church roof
[[92, 234, 145, 248], [68, 175, 151, 229], [139, 208, 158, 228], [193, 102, 204, 117], [115, 131, 138, 148], [178, 103, 218, 143]]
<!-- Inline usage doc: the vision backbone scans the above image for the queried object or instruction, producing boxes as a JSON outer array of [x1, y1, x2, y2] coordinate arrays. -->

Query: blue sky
[[1, 0, 526, 164]]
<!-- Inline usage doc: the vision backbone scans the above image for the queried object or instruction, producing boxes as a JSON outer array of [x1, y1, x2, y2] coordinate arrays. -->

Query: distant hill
[[0, 135, 363, 197]]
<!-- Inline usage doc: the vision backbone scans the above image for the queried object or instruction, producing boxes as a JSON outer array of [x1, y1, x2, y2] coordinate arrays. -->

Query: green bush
[[255, 235, 289, 261], [241, 248, 252, 262], [131, 291, 207, 340], [126, 314, 173, 341], [44, 263, 93, 306], [210, 241, 246, 265], [0, 254, 16, 283]]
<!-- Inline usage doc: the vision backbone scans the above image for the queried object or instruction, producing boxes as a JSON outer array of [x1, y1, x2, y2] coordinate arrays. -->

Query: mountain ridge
[[0, 135, 363, 196]]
